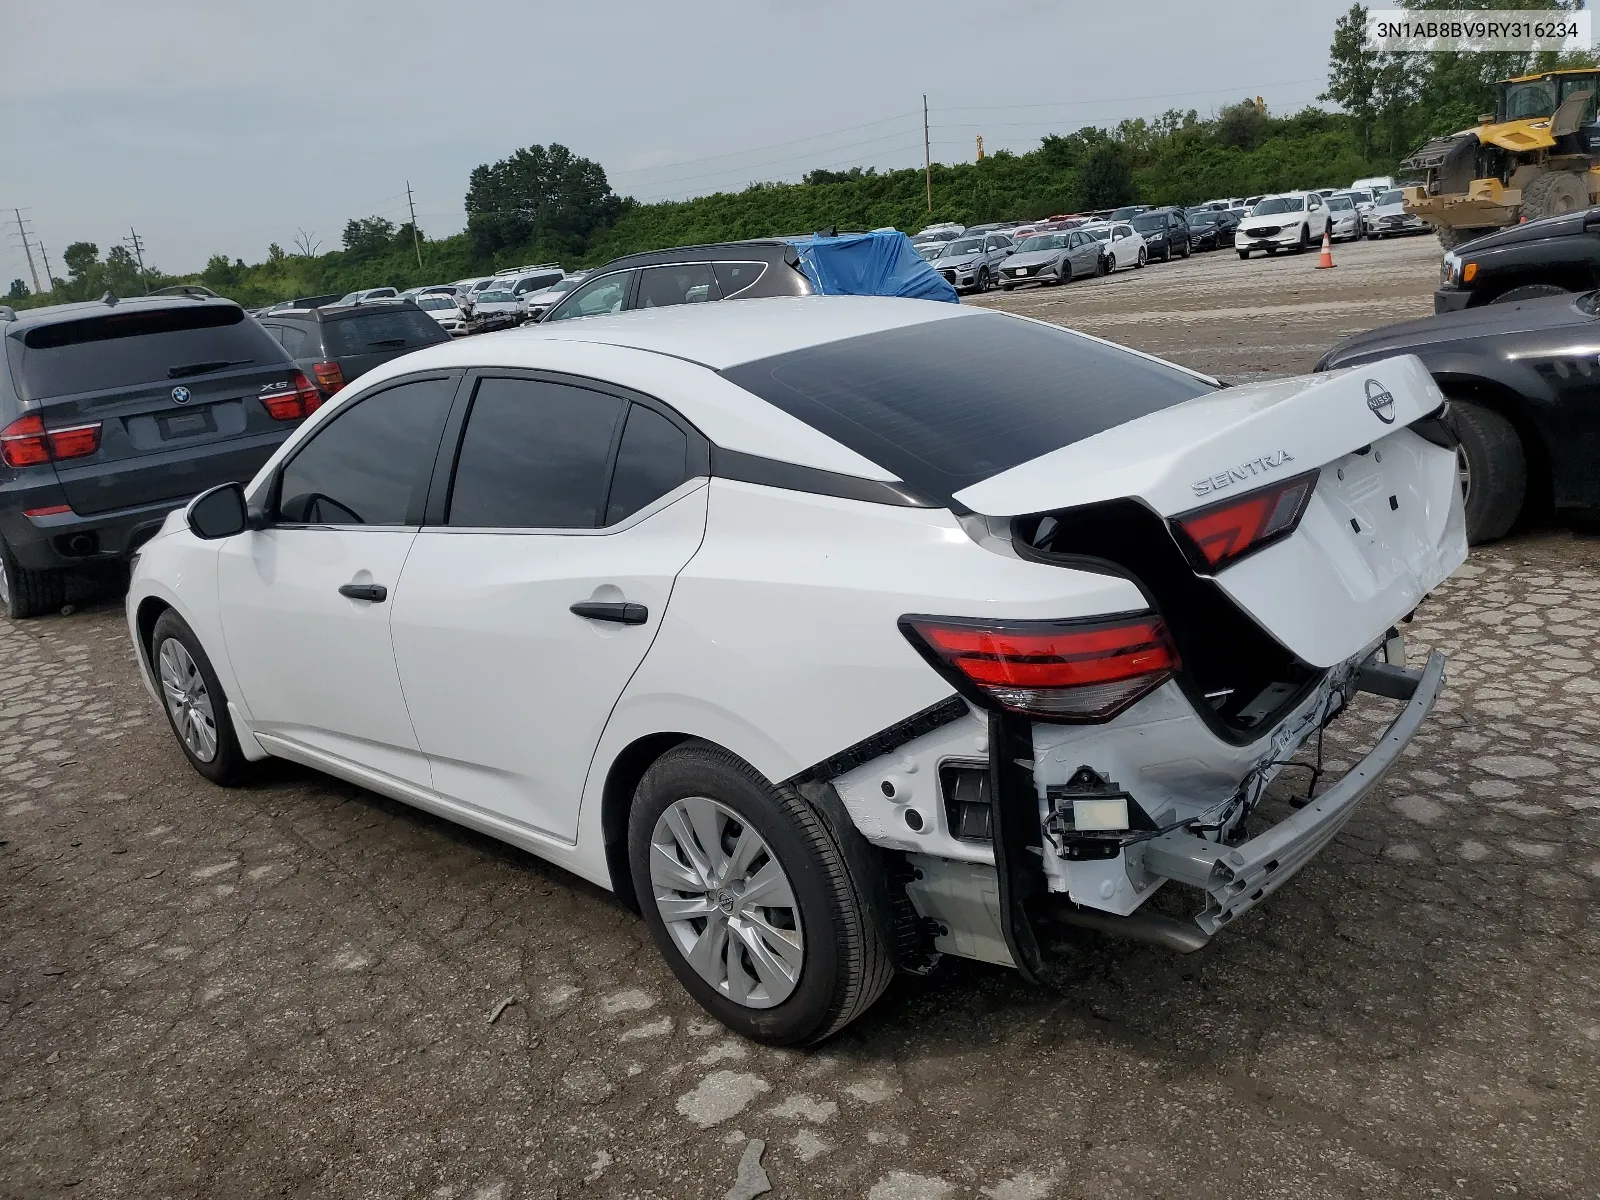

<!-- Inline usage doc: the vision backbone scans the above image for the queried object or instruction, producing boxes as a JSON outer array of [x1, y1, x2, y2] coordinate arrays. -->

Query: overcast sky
[[0, 0, 1355, 280]]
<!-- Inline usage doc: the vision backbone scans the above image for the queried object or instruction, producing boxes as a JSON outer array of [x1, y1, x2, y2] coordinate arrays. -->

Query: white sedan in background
[[127, 297, 1464, 1045], [1323, 192, 1362, 242], [414, 293, 469, 336], [1234, 192, 1332, 258], [1079, 221, 1148, 270]]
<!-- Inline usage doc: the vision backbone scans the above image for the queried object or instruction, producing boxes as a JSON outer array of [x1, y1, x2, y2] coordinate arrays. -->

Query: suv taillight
[[1173, 470, 1320, 571], [901, 614, 1180, 723], [259, 372, 324, 422], [312, 361, 345, 393], [0, 413, 103, 468]]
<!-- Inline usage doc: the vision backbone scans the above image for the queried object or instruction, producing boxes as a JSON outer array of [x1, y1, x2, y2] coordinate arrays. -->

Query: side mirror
[[187, 482, 253, 540]]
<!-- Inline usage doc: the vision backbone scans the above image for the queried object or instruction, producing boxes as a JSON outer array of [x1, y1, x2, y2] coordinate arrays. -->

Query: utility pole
[[38, 242, 54, 292], [923, 94, 933, 215], [975, 135, 984, 161], [405, 180, 423, 268], [13, 209, 41, 294], [126, 227, 148, 291]]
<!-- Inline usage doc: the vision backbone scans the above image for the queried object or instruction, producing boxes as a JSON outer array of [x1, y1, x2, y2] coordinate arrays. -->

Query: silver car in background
[[1324, 192, 1362, 242], [1367, 188, 1428, 238], [998, 230, 1108, 289], [931, 233, 1014, 293]]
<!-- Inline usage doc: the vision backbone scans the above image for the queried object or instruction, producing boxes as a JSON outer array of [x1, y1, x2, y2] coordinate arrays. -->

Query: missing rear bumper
[[990, 649, 1446, 965]]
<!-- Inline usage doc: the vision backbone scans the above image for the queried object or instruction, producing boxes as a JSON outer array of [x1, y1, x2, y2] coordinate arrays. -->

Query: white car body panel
[[1235, 192, 1331, 248]]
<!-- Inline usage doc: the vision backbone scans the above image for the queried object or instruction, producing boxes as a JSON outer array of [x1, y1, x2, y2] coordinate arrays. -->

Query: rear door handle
[[569, 600, 648, 625], [338, 583, 388, 603]]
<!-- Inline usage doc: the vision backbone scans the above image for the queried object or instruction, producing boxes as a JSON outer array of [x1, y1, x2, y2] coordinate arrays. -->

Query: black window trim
[[711, 447, 939, 510], [261, 368, 464, 530], [424, 367, 712, 533]]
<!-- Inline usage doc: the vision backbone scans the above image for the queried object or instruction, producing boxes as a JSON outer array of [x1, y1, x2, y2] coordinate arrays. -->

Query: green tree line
[[7, 0, 1592, 312]]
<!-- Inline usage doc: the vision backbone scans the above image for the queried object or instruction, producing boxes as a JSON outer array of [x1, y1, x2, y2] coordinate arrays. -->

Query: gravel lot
[[4, 234, 1599, 1200]]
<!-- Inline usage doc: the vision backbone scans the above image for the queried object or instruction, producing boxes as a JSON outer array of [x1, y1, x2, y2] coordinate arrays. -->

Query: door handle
[[569, 600, 648, 625], [338, 582, 388, 603]]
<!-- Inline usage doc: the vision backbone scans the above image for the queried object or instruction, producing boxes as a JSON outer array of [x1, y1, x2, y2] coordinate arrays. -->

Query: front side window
[[447, 378, 625, 528], [276, 376, 454, 526], [544, 272, 634, 322], [635, 264, 719, 309]]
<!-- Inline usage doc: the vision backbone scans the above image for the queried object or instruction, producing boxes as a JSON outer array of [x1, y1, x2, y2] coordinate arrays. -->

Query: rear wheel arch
[[600, 731, 692, 909]]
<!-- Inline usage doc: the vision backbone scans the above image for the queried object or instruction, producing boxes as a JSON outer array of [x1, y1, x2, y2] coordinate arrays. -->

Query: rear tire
[[1490, 283, 1571, 305], [0, 538, 65, 621], [149, 609, 250, 786], [1449, 400, 1527, 544], [627, 741, 894, 1045]]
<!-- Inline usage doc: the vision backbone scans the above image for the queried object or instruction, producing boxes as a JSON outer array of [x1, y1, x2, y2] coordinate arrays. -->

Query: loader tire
[[1520, 171, 1589, 223], [1435, 225, 1494, 252]]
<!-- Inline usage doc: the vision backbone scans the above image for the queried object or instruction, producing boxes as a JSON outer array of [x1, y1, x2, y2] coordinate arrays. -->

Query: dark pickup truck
[[1435, 208, 1600, 311]]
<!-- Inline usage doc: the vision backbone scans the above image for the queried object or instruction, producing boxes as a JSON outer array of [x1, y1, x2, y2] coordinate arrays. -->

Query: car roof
[[2, 293, 241, 330], [272, 299, 422, 321], [595, 239, 798, 273]]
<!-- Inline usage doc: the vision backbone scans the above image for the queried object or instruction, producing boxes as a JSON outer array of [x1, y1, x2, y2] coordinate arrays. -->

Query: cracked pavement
[[3, 242, 1598, 1199]]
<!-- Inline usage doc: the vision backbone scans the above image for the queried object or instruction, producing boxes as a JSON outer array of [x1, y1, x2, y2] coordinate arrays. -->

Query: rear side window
[[447, 378, 625, 529], [277, 376, 454, 526], [10, 305, 285, 400], [606, 405, 690, 524], [324, 309, 449, 355], [713, 261, 767, 298], [720, 312, 1214, 501], [276, 323, 314, 358]]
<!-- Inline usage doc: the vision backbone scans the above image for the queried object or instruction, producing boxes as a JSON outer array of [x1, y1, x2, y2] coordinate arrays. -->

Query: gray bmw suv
[[0, 295, 316, 617]]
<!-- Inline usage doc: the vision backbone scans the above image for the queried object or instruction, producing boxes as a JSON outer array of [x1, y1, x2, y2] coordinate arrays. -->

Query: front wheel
[[1135, 247, 1147, 268], [628, 742, 894, 1045], [1449, 399, 1527, 544], [1237, 249, 1250, 260], [1180, 238, 1191, 259], [1096, 253, 1110, 276], [976, 267, 991, 292], [150, 609, 250, 785], [1295, 226, 1310, 252]]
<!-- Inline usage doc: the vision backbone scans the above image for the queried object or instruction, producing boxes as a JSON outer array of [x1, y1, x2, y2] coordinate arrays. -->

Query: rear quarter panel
[[578, 479, 1147, 847]]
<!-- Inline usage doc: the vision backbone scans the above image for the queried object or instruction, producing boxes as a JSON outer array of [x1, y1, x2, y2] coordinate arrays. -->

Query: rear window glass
[[324, 309, 450, 355], [720, 313, 1214, 501], [9, 305, 285, 400]]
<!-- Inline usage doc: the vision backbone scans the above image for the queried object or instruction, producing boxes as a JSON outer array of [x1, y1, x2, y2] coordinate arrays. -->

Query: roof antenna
[[101, 290, 119, 306]]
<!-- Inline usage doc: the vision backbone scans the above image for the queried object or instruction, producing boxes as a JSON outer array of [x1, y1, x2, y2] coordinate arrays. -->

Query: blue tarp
[[794, 230, 960, 303]]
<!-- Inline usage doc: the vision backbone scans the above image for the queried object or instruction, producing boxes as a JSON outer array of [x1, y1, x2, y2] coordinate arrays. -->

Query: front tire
[[150, 609, 249, 785], [1449, 400, 1527, 544], [1135, 247, 1147, 268], [628, 742, 893, 1045], [976, 267, 991, 293], [1237, 249, 1250, 260], [0, 538, 64, 620]]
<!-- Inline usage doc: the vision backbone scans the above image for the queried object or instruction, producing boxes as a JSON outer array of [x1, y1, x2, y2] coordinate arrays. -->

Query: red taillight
[[902, 614, 1180, 723], [260, 372, 324, 422], [1173, 469, 1320, 571], [312, 361, 345, 394], [24, 504, 72, 518], [0, 413, 103, 468]]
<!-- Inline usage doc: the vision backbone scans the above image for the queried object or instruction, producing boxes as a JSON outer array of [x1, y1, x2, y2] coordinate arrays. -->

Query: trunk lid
[[956, 356, 1468, 667]]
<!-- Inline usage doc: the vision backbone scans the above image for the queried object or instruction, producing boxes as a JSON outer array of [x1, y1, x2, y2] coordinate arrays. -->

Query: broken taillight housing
[[1172, 469, 1320, 572], [901, 613, 1180, 723]]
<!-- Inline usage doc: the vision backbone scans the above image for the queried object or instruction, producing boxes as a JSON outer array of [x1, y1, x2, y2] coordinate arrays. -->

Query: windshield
[[477, 290, 513, 302], [1017, 234, 1068, 252], [1252, 197, 1306, 215], [915, 243, 942, 261], [1131, 214, 1165, 232], [942, 238, 985, 256], [417, 296, 457, 310], [1501, 79, 1557, 120], [1187, 212, 1218, 225], [1378, 190, 1404, 205]]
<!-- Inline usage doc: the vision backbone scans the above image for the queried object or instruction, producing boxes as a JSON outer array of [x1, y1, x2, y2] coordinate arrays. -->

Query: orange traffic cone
[[1316, 228, 1336, 269]]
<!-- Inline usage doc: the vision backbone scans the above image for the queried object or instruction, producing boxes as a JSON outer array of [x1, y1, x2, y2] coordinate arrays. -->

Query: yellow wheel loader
[[1402, 69, 1600, 251]]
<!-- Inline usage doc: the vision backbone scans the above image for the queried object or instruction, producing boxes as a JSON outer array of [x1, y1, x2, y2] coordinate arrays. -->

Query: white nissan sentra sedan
[[126, 297, 1467, 1044]]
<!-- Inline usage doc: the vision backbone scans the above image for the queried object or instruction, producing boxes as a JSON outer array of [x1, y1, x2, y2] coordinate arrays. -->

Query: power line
[[931, 77, 1324, 115]]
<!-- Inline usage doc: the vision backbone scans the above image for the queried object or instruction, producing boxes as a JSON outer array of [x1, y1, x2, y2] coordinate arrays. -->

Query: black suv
[[257, 299, 450, 397], [1433, 207, 1600, 311], [538, 240, 813, 323], [0, 295, 315, 617], [1131, 207, 1192, 262]]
